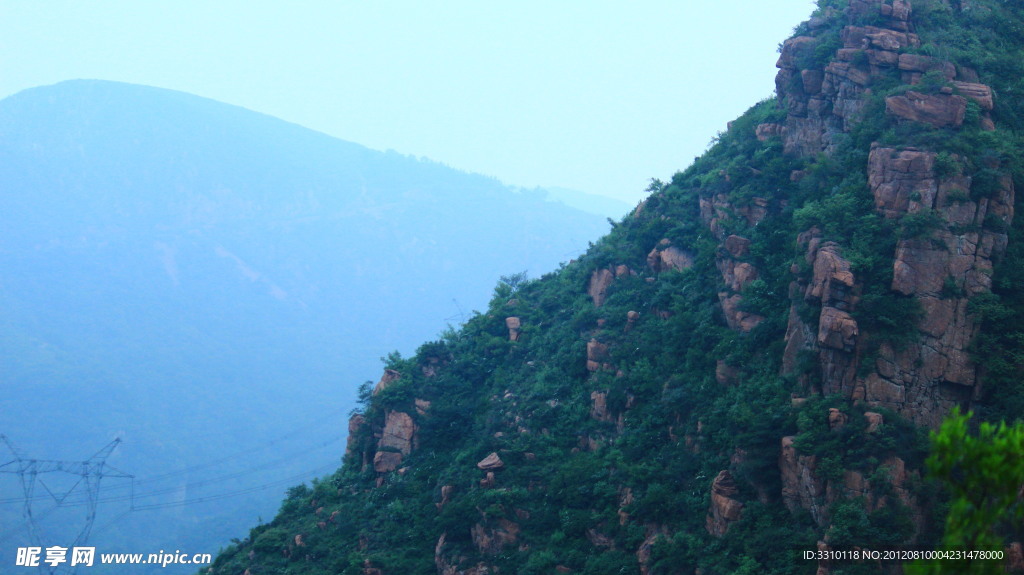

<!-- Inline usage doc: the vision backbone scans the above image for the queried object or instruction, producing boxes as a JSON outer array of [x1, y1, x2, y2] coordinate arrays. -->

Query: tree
[[907, 408, 1024, 574]]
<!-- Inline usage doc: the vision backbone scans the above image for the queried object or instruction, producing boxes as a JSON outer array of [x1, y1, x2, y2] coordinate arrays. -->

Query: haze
[[1, 0, 816, 205]]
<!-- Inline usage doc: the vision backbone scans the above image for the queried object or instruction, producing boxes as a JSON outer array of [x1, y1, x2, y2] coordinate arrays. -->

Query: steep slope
[[209, 1, 1024, 574], [0, 80, 611, 573]]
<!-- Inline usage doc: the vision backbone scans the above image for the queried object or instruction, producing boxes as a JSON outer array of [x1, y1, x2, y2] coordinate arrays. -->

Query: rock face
[[697, 188, 773, 336], [636, 525, 671, 575], [776, 0, 923, 156], [586, 339, 610, 372], [780, 436, 828, 526], [590, 390, 613, 422], [717, 235, 759, 293], [345, 414, 366, 461], [378, 411, 416, 455], [781, 425, 923, 532], [435, 533, 491, 575], [647, 239, 694, 273], [719, 293, 762, 332], [711, 232, 766, 333], [470, 519, 520, 555], [775, 0, 997, 157], [864, 411, 884, 432], [588, 268, 615, 307], [587, 265, 638, 307], [773, 0, 1013, 428], [782, 236, 862, 398], [373, 410, 417, 473], [706, 470, 743, 536], [700, 195, 769, 239], [886, 91, 967, 128], [860, 145, 1014, 426]]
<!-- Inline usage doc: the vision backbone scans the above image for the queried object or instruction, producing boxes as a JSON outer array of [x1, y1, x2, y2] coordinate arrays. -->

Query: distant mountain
[[0, 80, 611, 573], [540, 186, 634, 219]]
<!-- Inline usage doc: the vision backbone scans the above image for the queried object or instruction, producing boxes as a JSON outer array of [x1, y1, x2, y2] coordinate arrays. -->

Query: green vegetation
[[907, 409, 1024, 574], [208, 0, 1024, 573]]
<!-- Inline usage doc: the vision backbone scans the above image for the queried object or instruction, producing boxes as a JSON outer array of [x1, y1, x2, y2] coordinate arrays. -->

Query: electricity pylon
[[0, 435, 133, 574]]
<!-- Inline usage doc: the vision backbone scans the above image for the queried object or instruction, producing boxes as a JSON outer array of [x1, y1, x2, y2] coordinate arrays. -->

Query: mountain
[[540, 187, 634, 220], [0, 80, 612, 573], [207, 1, 1024, 574]]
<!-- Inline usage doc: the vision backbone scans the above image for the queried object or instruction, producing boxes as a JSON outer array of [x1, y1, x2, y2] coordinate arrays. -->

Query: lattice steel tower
[[0, 435, 133, 574]]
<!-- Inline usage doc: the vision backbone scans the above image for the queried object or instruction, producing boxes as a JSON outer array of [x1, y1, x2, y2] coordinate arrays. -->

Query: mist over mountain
[[0, 80, 612, 573], [538, 187, 633, 219]]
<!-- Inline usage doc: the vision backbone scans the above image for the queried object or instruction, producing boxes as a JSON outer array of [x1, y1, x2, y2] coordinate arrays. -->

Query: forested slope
[[209, 1, 1024, 573]]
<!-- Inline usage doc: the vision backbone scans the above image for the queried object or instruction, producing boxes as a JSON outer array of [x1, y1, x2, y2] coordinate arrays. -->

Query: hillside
[[0, 80, 612, 573], [208, 0, 1024, 573]]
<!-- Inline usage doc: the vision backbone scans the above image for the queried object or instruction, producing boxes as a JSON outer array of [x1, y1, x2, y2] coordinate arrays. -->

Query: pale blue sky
[[1, 1, 816, 205]]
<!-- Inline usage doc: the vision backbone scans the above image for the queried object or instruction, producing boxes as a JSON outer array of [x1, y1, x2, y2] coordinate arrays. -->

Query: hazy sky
[[1, 1, 816, 205]]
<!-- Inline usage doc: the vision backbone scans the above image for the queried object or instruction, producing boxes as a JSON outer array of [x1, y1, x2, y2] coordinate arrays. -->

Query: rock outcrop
[[716, 233, 762, 334], [636, 525, 670, 575], [372, 368, 401, 395], [716, 235, 758, 293], [590, 390, 613, 422], [861, 145, 1014, 426], [701, 197, 769, 333], [781, 423, 924, 533], [435, 533, 490, 575], [586, 339, 610, 372], [700, 195, 770, 239], [776, 0, 922, 156], [345, 414, 366, 461], [780, 436, 828, 526], [588, 268, 615, 307], [588, 265, 635, 306], [505, 316, 521, 341], [782, 236, 862, 397], [373, 410, 417, 473], [886, 91, 967, 128], [476, 452, 504, 471], [646, 239, 694, 273], [706, 470, 743, 536], [470, 519, 520, 555], [773, 0, 1013, 427], [775, 0, 997, 158]]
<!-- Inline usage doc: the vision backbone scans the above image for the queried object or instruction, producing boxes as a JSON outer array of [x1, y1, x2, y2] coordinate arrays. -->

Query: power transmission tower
[[0, 435, 133, 574]]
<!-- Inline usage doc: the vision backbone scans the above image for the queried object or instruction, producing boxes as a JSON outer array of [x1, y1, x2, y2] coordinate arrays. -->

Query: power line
[[0, 405, 350, 561], [0, 433, 341, 508], [124, 405, 348, 487], [0, 405, 348, 506], [130, 461, 338, 511], [0, 459, 336, 546], [0, 435, 133, 575]]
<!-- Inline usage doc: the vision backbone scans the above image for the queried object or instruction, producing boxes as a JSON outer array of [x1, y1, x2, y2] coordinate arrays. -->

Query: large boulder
[[476, 452, 505, 471], [706, 470, 743, 536]]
